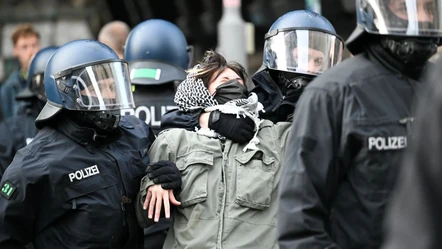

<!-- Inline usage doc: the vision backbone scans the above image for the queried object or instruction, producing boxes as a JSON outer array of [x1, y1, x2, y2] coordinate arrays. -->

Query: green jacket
[[136, 120, 291, 249]]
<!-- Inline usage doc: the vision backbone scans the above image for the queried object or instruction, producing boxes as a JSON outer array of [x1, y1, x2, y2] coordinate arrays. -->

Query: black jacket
[[0, 115, 154, 249], [124, 85, 176, 135], [278, 46, 421, 249], [251, 66, 298, 123], [0, 106, 39, 178]]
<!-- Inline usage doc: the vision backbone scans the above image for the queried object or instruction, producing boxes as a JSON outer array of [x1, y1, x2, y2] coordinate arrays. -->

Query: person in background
[[1, 23, 40, 119], [0, 46, 58, 179], [123, 18, 192, 249], [98, 20, 130, 59], [123, 19, 191, 135]]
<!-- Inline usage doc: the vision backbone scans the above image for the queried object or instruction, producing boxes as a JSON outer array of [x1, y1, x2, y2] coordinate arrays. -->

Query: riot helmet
[[263, 10, 344, 77], [347, 0, 442, 62], [16, 46, 59, 103], [260, 10, 343, 106], [124, 19, 191, 86], [36, 39, 135, 131]]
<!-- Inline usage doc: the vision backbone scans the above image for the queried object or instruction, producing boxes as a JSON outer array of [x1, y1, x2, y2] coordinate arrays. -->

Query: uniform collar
[[366, 42, 425, 81], [54, 113, 122, 146]]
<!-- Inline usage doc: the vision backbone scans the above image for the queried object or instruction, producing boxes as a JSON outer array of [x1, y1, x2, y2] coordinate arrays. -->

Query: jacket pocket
[[234, 150, 275, 210], [176, 150, 213, 207], [350, 117, 410, 200], [58, 173, 119, 202]]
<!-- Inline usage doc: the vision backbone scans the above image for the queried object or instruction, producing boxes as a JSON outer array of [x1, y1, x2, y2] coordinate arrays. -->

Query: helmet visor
[[358, 0, 442, 36], [30, 73, 46, 101], [70, 61, 135, 110], [264, 30, 344, 75]]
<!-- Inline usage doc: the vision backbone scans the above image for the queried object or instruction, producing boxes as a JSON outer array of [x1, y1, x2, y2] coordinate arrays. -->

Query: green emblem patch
[[0, 181, 16, 200]]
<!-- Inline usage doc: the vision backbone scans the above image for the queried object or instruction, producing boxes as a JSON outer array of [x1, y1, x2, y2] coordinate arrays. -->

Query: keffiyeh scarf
[[174, 66, 264, 152]]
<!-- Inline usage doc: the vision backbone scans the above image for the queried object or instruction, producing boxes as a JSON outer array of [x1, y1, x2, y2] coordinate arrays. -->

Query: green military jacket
[[137, 120, 291, 249]]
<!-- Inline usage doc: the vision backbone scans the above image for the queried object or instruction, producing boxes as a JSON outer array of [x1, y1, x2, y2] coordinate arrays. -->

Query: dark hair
[[187, 50, 247, 87], [11, 23, 40, 45]]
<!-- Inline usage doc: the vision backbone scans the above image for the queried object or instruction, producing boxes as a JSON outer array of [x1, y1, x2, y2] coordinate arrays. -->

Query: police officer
[[253, 9, 343, 123], [0, 39, 155, 248], [123, 19, 191, 135], [277, 0, 442, 248], [0, 46, 58, 178], [161, 10, 344, 141]]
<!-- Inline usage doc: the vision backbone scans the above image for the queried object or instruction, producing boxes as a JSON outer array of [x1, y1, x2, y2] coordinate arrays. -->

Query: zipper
[[100, 148, 128, 226], [216, 141, 229, 248]]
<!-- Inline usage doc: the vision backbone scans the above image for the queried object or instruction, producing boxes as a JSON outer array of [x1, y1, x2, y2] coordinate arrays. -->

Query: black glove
[[208, 110, 255, 144], [146, 161, 182, 190]]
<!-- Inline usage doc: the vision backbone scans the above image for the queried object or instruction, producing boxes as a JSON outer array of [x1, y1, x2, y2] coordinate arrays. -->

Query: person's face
[[80, 78, 116, 99], [13, 35, 40, 71], [292, 47, 325, 74], [388, 0, 435, 23], [208, 68, 245, 95]]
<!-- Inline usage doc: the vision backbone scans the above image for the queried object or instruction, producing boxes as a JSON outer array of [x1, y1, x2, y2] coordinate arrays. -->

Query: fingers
[[169, 191, 182, 206], [146, 161, 167, 173], [148, 190, 156, 220], [154, 192, 163, 222], [144, 185, 179, 222], [163, 191, 170, 219], [143, 191, 152, 210], [147, 160, 175, 173]]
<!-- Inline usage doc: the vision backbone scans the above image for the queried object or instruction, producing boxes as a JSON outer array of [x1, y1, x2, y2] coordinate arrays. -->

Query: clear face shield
[[56, 61, 135, 111], [264, 30, 344, 75], [359, 0, 442, 37], [30, 73, 46, 101]]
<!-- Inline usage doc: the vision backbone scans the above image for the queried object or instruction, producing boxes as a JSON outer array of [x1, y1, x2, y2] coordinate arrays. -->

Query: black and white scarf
[[174, 65, 264, 151]]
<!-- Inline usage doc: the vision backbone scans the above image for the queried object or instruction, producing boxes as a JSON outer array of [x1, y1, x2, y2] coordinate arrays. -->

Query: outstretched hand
[[143, 184, 181, 222]]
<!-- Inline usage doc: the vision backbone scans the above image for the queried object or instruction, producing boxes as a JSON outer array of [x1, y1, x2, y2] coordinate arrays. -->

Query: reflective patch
[[368, 136, 407, 151], [68, 165, 100, 182], [0, 181, 17, 200]]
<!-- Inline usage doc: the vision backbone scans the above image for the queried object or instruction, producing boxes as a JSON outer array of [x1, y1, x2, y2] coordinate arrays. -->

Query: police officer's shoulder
[[307, 53, 384, 93], [1, 130, 54, 186], [23, 126, 58, 149], [119, 115, 154, 140]]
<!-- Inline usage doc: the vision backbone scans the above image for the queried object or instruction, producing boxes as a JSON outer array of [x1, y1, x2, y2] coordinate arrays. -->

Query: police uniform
[[0, 115, 154, 249], [277, 44, 420, 249], [123, 85, 176, 135]]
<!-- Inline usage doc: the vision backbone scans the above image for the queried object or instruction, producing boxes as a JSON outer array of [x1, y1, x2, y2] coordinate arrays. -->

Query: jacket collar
[[54, 113, 122, 146]]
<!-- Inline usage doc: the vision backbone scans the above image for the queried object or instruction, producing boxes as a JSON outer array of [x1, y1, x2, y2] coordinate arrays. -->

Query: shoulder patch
[[0, 181, 17, 200]]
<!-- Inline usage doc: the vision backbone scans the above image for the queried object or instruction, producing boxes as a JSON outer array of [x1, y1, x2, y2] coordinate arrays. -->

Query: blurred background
[[0, 0, 358, 83]]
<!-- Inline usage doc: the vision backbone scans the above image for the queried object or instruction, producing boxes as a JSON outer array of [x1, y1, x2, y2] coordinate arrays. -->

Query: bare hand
[[143, 184, 181, 222], [199, 112, 210, 128]]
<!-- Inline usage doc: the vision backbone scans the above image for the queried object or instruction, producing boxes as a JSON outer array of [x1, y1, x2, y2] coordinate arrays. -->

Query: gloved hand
[[208, 110, 255, 144], [146, 161, 182, 190]]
